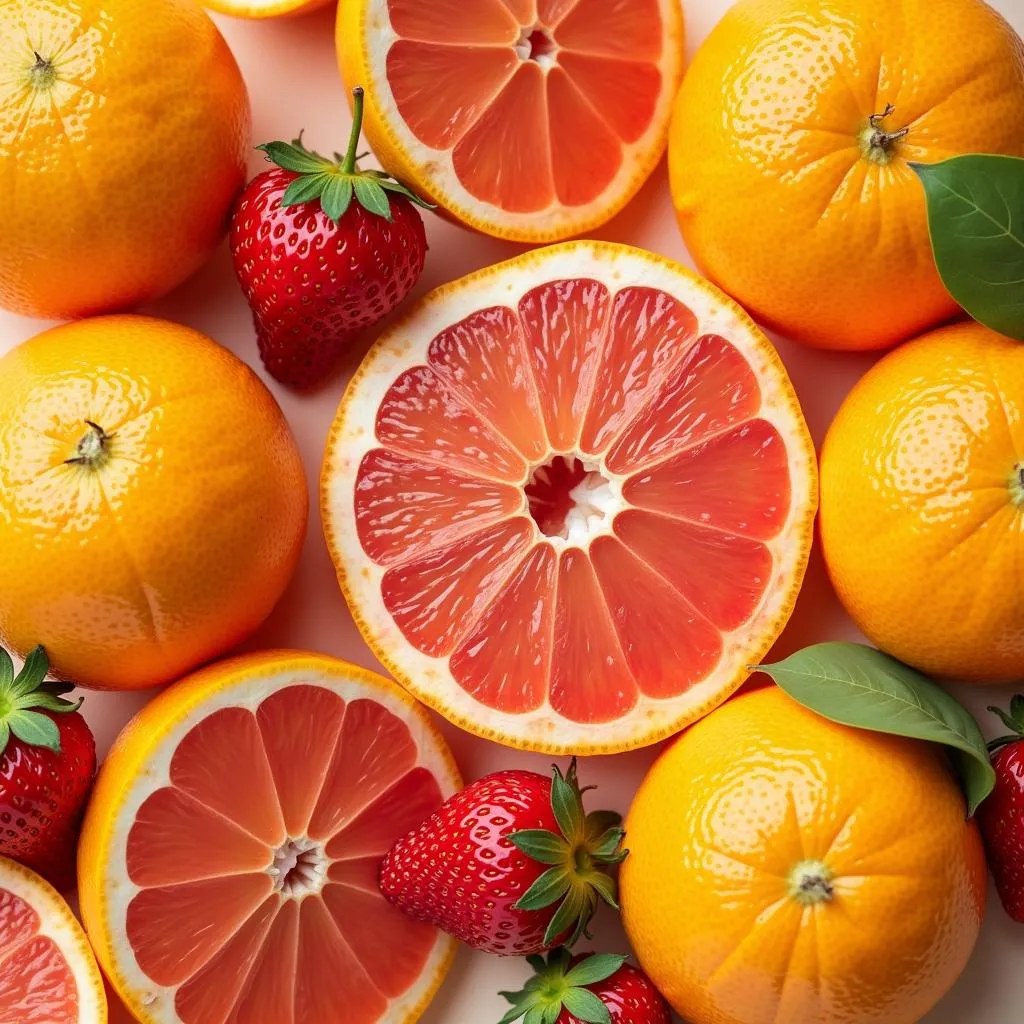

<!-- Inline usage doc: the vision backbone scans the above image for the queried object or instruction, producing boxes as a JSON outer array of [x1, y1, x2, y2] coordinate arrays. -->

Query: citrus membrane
[[78, 652, 461, 1024], [323, 241, 818, 753]]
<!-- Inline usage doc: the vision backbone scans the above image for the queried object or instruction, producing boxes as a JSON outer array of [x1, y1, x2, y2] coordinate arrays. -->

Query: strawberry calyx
[[987, 695, 1024, 754], [499, 948, 627, 1024], [509, 759, 628, 950], [256, 85, 433, 224], [0, 645, 80, 756]]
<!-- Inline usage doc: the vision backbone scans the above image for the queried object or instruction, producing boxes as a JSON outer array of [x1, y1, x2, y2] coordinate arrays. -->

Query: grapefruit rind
[[0, 856, 107, 1024], [322, 241, 818, 755], [78, 651, 461, 1024], [203, 0, 331, 16], [337, 0, 685, 242]]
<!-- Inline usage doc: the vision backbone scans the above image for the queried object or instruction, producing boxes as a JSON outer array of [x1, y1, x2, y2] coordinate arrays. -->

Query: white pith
[[93, 660, 460, 1024], [357, 0, 685, 238], [269, 837, 329, 898], [323, 242, 819, 753], [0, 858, 106, 1023], [527, 455, 619, 545]]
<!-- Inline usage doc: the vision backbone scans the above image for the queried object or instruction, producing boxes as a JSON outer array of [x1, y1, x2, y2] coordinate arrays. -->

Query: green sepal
[[497, 949, 624, 1024], [516, 866, 572, 913], [590, 827, 627, 863], [11, 646, 48, 699], [0, 648, 13, 691], [509, 830, 571, 865], [257, 84, 432, 226], [551, 760, 585, 840], [562, 988, 610, 1024], [543, 885, 587, 948], [0, 645, 81, 757], [8, 710, 60, 752], [563, 954, 627, 988], [585, 810, 621, 842], [988, 699, 1024, 754], [587, 871, 619, 910]]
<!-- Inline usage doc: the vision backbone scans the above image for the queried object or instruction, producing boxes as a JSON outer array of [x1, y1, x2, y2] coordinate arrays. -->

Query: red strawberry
[[0, 646, 96, 891], [499, 949, 673, 1024], [380, 759, 627, 956], [978, 696, 1024, 922], [230, 85, 430, 389]]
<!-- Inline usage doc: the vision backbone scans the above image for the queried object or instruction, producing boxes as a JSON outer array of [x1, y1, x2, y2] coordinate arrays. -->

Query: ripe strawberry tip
[[255, 85, 434, 225], [0, 645, 82, 756]]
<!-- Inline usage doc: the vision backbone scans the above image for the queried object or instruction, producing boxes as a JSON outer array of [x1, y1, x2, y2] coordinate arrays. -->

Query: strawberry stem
[[341, 87, 365, 176]]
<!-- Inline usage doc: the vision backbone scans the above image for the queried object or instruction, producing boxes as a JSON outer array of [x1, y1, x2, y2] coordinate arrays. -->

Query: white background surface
[[2, 1, 1023, 1021]]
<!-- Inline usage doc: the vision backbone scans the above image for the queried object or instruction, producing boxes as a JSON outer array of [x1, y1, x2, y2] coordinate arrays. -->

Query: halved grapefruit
[[337, 0, 685, 241], [322, 241, 818, 754], [0, 856, 106, 1023], [78, 652, 461, 1024]]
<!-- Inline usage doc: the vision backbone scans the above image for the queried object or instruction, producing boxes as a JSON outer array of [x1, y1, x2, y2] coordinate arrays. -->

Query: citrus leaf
[[514, 866, 571, 912], [913, 155, 1024, 340], [7, 710, 60, 753], [320, 176, 355, 223], [756, 642, 995, 815], [352, 177, 392, 220], [281, 172, 331, 208], [563, 954, 627, 988], [509, 829, 571, 865], [561, 988, 611, 1024]]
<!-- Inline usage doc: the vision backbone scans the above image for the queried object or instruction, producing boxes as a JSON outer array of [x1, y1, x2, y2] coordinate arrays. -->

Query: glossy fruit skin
[[669, 0, 1024, 351], [977, 743, 1024, 923], [621, 686, 986, 1024], [231, 166, 427, 389], [0, 711, 95, 892], [560, 956, 673, 1024], [381, 769, 566, 955], [0, 316, 308, 690], [0, 0, 250, 320], [820, 322, 1024, 681]]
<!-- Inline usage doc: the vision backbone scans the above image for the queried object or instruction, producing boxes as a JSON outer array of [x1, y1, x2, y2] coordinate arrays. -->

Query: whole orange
[[0, 0, 250, 320], [621, 686, 986, 1024], [0, 316, 308, 691], [669, 0, 1024, 351], [820, 321, 1024, 681]]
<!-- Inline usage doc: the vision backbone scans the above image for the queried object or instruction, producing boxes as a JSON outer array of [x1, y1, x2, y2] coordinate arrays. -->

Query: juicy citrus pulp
[[621, 686, 986, 1024], [78, 652, 461, 1024], [820, 321, 1024, 681], [0, 857, 106, 1023], [337, 0, 685, 240], [322, 241, 818, 754]]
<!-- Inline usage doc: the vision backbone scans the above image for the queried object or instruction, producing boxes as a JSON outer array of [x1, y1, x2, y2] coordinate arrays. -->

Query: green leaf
[[352, 176, 393, 220], [321, 176, 355, 222], [989, 705, 1024, 737], [15, 692, 80, 714], [913, 155, 1024, 341], [563, 953, 627, 988], [498, 1000, 533, 1024], [523, 1007, 547, 1024], [551, 763, 584, 841], [0, 721, 9, 755], [561, 988, 611, 1024], [514, 867, 571, 912], [590, 827, 626, 862], [281, 172, 331, 207], [584, 810, 621, 842], [543, 886, 586, 948], [587, 871, 619, 910], [526, 954, 546, 974], [12, 646, 48, 699], [756, 643, 995, 815], [377, 177, 437, 209], [540, 1002, 561, 1024], [257, 140, 332, 175], [548, 946, 571, 972], [7, 710, 60, 753], [509, 829, 571, 865], [0, 648, 13, 692]]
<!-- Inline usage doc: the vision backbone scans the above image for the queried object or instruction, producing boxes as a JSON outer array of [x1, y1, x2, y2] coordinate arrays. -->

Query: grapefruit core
[[78, 652, 461, 1024], [0, 857, 107, 1023], [337, 0, 685, 241], [322, 241, 818, 754]]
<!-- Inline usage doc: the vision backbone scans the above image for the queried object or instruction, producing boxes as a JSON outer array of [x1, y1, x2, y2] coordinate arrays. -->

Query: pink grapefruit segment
[[339, 0, 685, 240], [78, 653, 461, 1024], [323, 241, 818, 754], [0, 858, 106, 1024]]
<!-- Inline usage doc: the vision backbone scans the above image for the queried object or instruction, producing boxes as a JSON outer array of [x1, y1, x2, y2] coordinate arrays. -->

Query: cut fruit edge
[[338, 0, 685, 241], [0, 856, 107, 1023], [322, 241, 819, 755], [77, 651, 461, 1024], [204, 0, 332, 17]]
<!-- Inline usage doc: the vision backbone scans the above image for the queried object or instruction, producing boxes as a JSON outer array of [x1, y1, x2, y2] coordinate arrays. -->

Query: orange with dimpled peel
[[337, 0, 685, 241], [322, 241, 818, 754]]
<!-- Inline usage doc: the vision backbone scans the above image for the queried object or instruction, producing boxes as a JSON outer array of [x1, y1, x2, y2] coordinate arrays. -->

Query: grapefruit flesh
[[0, 857, 106, 1023], [338, 0, 685, 239], [78, 653, 461, 1024], [323, 242, 818, 753]]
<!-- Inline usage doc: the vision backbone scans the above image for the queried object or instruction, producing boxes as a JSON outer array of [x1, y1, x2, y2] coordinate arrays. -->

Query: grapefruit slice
[[78, 652, 461, 1024], [336, 0, 685, 241], [322, 241, 818, 754], [0, 856, 106, 1023]]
